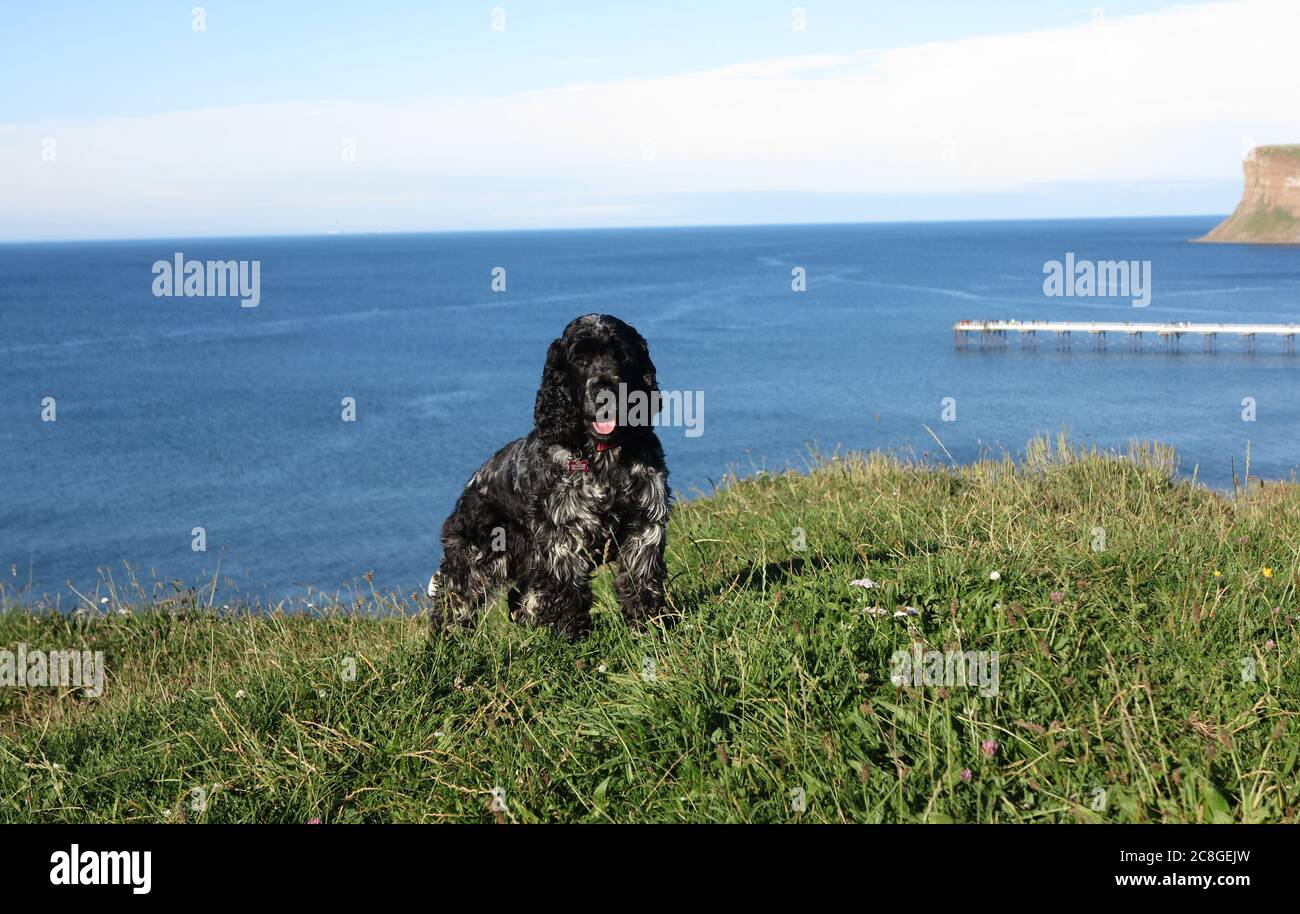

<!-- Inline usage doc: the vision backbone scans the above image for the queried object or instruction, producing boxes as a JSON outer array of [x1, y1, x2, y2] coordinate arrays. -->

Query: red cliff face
[[1197, 145, 1300, 244]]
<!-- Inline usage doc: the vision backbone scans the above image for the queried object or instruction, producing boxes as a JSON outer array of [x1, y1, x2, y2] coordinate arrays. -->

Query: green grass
[[1256, 144, 1300, 162], [3, 435, 1298, 823], [1241, 206, 1300, 239]]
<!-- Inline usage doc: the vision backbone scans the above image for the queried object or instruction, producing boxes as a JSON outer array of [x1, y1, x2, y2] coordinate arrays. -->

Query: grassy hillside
[[2, 435, 1298, 823], [1256, 144, 1300, 161]]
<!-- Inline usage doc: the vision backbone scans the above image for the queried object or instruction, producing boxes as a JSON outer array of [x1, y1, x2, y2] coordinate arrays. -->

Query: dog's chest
[[545, 457, 615, 528], [546, 452, 652, 532]]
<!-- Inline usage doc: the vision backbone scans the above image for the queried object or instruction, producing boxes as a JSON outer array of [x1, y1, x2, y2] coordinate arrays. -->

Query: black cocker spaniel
[[428, 314, 671, 640]]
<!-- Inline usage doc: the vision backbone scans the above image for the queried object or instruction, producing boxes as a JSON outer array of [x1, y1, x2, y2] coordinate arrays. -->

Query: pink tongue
[[593, 418, 616, 435]]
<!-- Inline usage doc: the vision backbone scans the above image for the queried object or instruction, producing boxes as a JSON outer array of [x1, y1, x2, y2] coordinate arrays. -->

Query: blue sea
[[3, 217, 1299, 602]]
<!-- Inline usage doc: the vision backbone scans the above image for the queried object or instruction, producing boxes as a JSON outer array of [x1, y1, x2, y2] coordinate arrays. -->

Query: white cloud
[[2, 0, 1296, 239]]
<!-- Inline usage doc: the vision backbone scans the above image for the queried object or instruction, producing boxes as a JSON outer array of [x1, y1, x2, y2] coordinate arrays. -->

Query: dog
[[428, 314, 671, 640]]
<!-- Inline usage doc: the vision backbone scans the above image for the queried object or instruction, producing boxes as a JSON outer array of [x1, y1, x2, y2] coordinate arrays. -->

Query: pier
[[954, 320, 1299, 354]]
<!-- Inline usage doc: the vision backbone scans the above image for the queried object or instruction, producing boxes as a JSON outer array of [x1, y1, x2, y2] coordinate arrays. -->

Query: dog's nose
[[587, 375, 620, 399]]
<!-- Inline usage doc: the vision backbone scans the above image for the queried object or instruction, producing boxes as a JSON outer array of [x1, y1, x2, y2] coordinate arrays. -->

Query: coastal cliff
[[1197, 145, 1300, 244]]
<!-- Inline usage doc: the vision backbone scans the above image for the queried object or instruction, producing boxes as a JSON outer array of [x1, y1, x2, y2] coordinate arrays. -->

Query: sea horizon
[[0, 212, 1236, 248]]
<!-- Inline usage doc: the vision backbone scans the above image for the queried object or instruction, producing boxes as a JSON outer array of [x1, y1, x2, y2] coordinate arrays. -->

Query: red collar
[[595, 442, 611, 452]]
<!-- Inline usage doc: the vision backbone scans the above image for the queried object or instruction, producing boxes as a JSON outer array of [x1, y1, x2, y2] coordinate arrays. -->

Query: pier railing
[[954, 320, 1299, 352]]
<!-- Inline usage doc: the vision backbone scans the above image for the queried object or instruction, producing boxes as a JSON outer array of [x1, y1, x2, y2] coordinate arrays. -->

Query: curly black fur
[[428, 314, 671, 640]]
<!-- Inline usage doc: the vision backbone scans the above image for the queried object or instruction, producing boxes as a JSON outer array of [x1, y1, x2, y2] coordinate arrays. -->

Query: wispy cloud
[[2, 0, 1295, 239]]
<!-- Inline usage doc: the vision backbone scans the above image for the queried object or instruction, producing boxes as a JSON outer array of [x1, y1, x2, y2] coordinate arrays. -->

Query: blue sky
[[1, 1, 1294, 240], [2, 1, 1182, 122]]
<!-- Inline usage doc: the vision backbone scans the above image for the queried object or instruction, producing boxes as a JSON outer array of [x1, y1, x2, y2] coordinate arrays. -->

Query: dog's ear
[[534, 338, 577, 444], [633, 328, 657, 393]]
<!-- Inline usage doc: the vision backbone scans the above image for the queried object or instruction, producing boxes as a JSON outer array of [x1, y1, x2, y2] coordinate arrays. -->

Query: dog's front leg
[[522, 481, 602, 639], [614, 521, 669, 628], [518, 520, 595, 639], [528, 576, 594, 641]]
